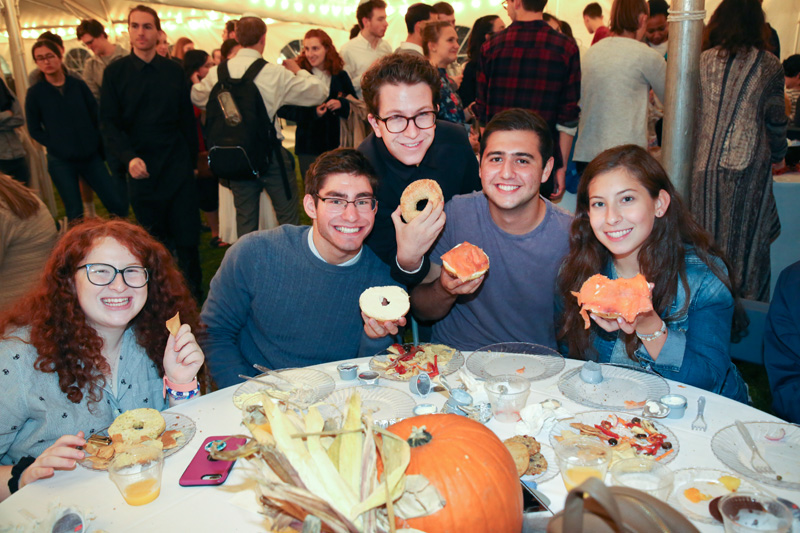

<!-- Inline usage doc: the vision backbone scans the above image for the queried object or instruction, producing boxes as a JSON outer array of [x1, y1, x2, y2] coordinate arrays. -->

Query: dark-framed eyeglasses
[[375, 111, 436, 134], [314, 195, 377, 213], [77, 263, 149, 288], [34, 53, 58, 63]]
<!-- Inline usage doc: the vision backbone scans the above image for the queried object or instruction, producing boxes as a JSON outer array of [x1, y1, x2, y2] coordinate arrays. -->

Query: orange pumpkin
[[386, 414, 522, 532]]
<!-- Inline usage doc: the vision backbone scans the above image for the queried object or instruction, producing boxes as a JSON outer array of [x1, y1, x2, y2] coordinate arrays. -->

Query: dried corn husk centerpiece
[[215, 391, 441, 532]]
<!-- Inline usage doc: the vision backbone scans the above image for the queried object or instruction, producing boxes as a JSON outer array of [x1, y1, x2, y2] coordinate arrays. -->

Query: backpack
[[205, 59, 282, 182]]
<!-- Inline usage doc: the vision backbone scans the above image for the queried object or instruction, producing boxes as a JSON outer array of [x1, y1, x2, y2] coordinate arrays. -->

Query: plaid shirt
[[475, 20, 581, 144]]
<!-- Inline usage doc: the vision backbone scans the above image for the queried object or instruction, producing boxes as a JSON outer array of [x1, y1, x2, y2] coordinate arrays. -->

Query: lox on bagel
[[571, 273, 653, 328], [441, 242, 490, 282]]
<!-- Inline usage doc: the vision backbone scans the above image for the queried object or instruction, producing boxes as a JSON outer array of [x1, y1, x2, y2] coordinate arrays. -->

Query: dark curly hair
[[296, 29, 345, 76], [0, 218, 202, 405], [557, 145, 746, 360], [702, 0, 769, 55]]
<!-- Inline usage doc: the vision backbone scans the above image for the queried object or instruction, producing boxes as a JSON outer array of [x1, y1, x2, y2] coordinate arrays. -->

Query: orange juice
[[563, 466, 605, 491], [123, 478, 160, 505]]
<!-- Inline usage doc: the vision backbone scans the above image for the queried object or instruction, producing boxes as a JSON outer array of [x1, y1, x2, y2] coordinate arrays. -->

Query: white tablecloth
[[0, 357, 794, 532]]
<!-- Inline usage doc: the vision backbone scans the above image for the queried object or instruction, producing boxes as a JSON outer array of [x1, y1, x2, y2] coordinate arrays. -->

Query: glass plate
[[521, 443, 559, 484], [711, 421, 800, 490], [317, 386, 416, 426], [557, 364, 669, 411], [370, 344, 464, 381], [669, 468, 764, 524], [467, 342, 564, 381], [548, 410, 679, 464], [79, 412, 196, 470], [232, 367, 335, 409]]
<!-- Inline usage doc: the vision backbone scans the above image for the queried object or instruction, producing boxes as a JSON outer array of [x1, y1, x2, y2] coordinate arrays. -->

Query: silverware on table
[[691, 396, 707, 431], [735, 420, 777, 476]]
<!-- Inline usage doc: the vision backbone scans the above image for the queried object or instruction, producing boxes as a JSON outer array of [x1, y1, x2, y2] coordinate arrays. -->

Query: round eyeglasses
[[77, 263, 149, 288], [314, 195, 377, 213], [375, 111, 436, 134]]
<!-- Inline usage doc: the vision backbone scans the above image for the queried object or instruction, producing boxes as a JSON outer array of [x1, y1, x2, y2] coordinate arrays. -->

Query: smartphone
[[179, 436, 246, 487]]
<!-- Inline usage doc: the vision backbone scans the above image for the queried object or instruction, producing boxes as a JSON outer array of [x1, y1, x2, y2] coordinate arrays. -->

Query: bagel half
[[359, 286, 410, 322], [400, 179, 444, 223], [441, 242, 490, 282]]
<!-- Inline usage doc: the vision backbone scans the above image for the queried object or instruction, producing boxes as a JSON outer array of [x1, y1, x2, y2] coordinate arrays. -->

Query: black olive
[[631, 417, 641, 424], [402, 343, 414, 352], [662, 441, 672, 450], [777, 475, 783, 481], [608, 438, 618, 446], [636, 433, 648, 439]]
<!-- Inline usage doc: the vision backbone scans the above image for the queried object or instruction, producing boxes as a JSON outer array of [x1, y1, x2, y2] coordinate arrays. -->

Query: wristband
[[636, 320, 667, 342], [163, 377, 198, 399], [166, 386, 200, 400], [8, 456, 35, 494]]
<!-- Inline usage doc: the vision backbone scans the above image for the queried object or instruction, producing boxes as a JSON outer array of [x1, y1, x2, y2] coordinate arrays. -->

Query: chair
[[729, 299, 769, 365]]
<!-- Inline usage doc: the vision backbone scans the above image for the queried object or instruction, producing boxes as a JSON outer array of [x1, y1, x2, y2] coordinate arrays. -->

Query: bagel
[[359, 286, 410, 322], [108, 407, 167, 444], [400, 179, 444, 222], [441, 242, 490, 282]]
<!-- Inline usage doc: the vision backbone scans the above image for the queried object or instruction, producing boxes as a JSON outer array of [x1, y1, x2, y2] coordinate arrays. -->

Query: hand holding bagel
[[393, 201, 446, 272]]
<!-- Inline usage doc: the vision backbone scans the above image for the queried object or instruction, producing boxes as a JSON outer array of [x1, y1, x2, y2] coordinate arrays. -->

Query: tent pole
[[661, 0, 705, 198], [1, 0, 29, 105]]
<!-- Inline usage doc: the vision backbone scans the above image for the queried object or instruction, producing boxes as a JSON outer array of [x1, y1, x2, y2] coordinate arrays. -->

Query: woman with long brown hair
[[0, 218, 204, 501], [558, 145, 748, 401], [277, 29, 356, 182]]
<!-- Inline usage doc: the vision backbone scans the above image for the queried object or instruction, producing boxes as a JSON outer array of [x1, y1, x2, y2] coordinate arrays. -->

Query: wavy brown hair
[[296, 29, 345, 76], [0, 218, 202, 405], [702, 0, 770, 55], [557, 145, 746, 360]]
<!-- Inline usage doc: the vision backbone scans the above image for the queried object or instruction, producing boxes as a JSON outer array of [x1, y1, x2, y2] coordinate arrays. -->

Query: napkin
[[455, 369, 489, 404], [515, 399, 573, 438]]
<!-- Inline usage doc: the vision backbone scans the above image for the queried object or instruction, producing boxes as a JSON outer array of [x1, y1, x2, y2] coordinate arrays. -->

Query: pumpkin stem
[[407, 425, 433, 447]]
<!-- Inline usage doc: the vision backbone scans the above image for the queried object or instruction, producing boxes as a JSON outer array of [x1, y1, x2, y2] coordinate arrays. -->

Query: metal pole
[[661, 0, 705, 198], [1, 0, 29, 106]]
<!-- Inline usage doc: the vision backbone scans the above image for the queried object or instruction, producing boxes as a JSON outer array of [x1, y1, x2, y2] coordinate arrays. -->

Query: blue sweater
[[201, 225, 397, 388], [765, 260, 800, 423]]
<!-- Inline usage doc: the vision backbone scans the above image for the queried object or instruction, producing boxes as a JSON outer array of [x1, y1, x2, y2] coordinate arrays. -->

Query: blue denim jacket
[[588, 250, 748, 402]]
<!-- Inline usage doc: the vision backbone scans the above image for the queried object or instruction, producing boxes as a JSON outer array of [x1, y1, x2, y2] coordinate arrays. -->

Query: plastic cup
[[609, 457, 674, 499], [719, 493, 792, 533], [553, 436, 611, 491], [108, 445, 164, 506], [485, 374, 531, 423]]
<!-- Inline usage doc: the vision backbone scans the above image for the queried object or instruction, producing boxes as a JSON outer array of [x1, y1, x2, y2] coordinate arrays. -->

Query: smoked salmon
[[572, 273, 653, 328], [441, 242, 490, 282]]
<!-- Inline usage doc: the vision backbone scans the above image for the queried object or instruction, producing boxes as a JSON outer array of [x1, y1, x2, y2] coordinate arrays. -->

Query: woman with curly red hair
[[277, 29, 356, 182], [0, 218, 204, 501]]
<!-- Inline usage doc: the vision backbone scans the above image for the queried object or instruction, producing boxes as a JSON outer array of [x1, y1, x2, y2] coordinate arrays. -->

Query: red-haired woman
[[0, 218, 204, 501], [277, 29, 356, 182]]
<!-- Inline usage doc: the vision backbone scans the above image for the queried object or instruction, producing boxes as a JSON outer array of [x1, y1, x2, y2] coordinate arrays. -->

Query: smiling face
[[303, 173, 376, 264], [368, 82, 436, 167], [303, 37, 327, 69], [75, 237, 148, 337], [429, 25, 459, 66], [492, 17, 506, 33], [129, 10, 159, 54], [588, 168, 670, 269]]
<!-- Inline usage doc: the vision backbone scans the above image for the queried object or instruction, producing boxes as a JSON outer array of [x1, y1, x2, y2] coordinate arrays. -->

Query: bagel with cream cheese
[[359, 286, 410, 322]]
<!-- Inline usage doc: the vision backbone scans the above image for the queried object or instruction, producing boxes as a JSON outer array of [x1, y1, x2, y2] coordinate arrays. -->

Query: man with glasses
[[77, 19, 129, 101], [201, 149, 404, 388], [359, 53, 481, 288]]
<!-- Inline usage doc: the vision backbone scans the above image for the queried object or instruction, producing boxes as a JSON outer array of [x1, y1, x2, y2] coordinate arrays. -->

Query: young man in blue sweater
[[201, 149, 406, 388]]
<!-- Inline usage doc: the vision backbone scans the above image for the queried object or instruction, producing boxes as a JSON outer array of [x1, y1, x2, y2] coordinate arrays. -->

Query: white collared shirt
[[396, 42, 424, 56], [339, 32, 392, 98]]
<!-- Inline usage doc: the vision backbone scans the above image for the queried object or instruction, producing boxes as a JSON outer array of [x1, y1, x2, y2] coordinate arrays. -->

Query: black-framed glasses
[[77, 263, 149, 288], [314, 195, 377, 213], [375, 111, 436, 134], [34, 53, 58, 63]]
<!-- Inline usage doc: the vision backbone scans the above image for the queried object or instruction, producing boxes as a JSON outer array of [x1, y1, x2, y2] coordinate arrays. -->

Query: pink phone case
[[179, 435, 246, 486]]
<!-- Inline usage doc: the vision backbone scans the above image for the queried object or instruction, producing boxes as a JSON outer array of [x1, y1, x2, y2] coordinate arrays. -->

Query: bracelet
[[162, 377, 198, 399], [8, 456, 35, 494], [636, 320, 667, 342], [166, 386, 200, 400]]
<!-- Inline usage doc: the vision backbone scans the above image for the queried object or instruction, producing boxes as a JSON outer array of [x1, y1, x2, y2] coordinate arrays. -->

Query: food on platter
[[672, 470, 747, 523], [359, 286, 410, 322], [504, 435, 548, 476], [166, 312, 181, 336], [372, 343, 457, 379], [571, 273, 653, 328], [505, 441, 530, 476], [400, 178, 443, 222], [109, 407, 167, 443], [684, 487, 714, 503], [441, 242, 490, 282]]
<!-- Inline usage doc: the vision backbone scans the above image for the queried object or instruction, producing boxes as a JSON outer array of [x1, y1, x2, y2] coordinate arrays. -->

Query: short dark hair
[[480, 108, 553, 162], [361, 53, 440, 117], [610, 0, 648, 35], [648, 0, 669, 17], [432, 2, 454, 15], [128, 5, 161, 32], [236, 17, 267, 47], [784, 55, 800, 78], [220, 38, 239, 60], [225, 20, 237, 33], [405, 3, 436, 34], [521, 0, 548, 13], [305, 148, 379, 198], [37, 31, 63, 49], [183, 49, 209, 79], [76, 19, 106, 39], [31, 40, 62, 61], [357, 0, 387, 29], [583, 2, 602, 17]]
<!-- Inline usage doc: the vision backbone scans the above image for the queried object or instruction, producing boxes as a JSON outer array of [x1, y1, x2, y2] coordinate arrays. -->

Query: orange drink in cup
[[553, 437, 611, 491], [108, 444, 164, 506]]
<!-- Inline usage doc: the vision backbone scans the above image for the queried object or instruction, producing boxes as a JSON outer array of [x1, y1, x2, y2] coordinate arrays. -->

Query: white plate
[[317, 386, 416, 426], [232, 367, 335, 409], [669, 468, 764, 524], [370, 344, 464, 381], [557, 364, 670, 411], [549, 410, 679, 464], [711, 421, 800, 490], [79, 412, 196, 470], [467, 343, 565, 381], [522, 443, 559, 484]]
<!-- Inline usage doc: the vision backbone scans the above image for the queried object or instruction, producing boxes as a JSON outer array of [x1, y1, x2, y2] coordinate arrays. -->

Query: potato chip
[[166, 312, 181, 337]]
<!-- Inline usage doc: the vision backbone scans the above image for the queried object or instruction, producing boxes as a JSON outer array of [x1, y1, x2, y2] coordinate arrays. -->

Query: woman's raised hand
[[163, 324, 204, 385]]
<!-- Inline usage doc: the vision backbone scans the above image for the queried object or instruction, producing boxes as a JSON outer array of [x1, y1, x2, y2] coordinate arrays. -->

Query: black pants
[[0, 157, 30, 187]]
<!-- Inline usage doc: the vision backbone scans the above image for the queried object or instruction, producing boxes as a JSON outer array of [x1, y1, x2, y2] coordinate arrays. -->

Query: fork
[[735, 420, 777, 476], [691, 396, 707, 431]]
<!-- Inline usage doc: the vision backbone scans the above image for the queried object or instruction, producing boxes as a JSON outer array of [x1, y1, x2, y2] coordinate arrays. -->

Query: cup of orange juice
[[553, 436, 611, 491], [108, 444, 164, 506]]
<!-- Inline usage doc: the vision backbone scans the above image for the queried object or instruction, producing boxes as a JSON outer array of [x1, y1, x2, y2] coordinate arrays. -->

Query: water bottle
[[217, 91, 241, 126]]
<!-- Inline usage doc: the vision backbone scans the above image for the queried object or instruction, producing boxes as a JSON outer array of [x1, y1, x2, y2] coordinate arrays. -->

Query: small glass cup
[[719, 493, 792, 533], [485, 374, 530, 422], [108, 445, 164, 506], [609, 457, 674, 499], [553, 436, 611, 491]]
